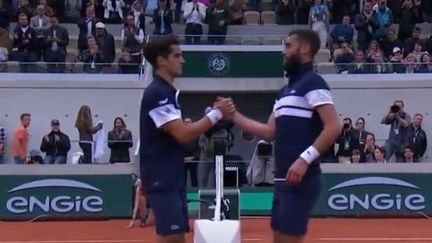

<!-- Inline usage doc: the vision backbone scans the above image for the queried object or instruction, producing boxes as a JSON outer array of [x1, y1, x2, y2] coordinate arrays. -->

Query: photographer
[[381, 100, 411, 162], [336, 117, 358, 163]]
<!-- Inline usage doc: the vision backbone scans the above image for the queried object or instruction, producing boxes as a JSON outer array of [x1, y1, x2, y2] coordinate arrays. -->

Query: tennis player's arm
[[312, 104, 341, 154], [162, 117, 214, 144], [232, 112, 276, 142]]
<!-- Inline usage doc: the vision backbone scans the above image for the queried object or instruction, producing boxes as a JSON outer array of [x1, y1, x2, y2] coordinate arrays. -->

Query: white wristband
[[300, 146, 320, 164], [205, 109, 223, 125]]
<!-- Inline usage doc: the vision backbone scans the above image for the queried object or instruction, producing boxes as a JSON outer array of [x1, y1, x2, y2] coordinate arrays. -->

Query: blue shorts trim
[[146, 190, 190, 236], [271, 175, 322, 235]]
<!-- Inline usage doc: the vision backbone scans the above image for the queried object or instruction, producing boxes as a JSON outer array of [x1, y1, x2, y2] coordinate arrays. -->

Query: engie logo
[[327, 177, 426, 211], [6, 179, 103, 214]]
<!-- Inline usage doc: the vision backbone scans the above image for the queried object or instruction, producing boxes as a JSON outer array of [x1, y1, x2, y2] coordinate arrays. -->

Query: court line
[[0, 238, 263, 243], [317, 238, 432, 241]]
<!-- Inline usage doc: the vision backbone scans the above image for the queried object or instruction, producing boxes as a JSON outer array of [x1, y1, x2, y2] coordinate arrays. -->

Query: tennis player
[[225, 29, 341, 243], [139, 35, 233, 243]]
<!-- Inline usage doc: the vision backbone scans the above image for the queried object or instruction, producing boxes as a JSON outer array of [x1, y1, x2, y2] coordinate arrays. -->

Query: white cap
[[95, 22, 105, 29], [393, 47, 401, 53]]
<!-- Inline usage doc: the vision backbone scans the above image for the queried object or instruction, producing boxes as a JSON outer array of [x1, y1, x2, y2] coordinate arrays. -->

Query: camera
[[390, 105, 401, 113], [257, 143, 273, 157]]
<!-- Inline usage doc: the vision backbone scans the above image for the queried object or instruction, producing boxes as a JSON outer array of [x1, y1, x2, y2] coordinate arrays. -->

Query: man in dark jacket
[[403, 113, 427, 162], [206, 0, 231, 45], [77, 5, 99, 57], [40, 119, 71, 164], [354, 1, 375, 51]]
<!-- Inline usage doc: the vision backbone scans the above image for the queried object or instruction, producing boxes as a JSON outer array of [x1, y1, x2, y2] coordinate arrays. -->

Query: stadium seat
[[244, 11, 261, 25], [261, 11, 276, 24], [241, 36, 261, 45], [316, 62, 337, 74], [315, 48, 331, 63]]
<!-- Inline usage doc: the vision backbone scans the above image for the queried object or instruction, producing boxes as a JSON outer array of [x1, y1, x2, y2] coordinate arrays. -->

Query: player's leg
[[147, 190, 190, 243], [271, 175, 322, 243]]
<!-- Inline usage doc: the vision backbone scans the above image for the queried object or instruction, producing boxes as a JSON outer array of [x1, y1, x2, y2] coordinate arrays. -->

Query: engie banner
[[0, 175, 133, 220]]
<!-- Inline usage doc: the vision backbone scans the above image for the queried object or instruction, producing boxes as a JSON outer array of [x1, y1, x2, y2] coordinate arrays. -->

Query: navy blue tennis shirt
[[139, 75, 185, 193], [273, 62, 334, 180]]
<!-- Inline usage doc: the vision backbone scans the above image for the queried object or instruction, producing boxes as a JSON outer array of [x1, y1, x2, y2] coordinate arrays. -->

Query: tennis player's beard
[[283, 53, 302, 77]]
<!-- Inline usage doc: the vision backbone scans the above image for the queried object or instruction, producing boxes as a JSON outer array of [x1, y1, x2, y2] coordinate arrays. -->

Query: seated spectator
[[330, 15, 354, 48], [350, 50, 372, 74], [102, 0, 125, 23], [389, 47, 405, 73], [16, 0, 34, 21], [416, 52, 432, 73], [371, 0, 393, 41], [95, 22, 115, 65], [206, 0, 231, 45], [309, 0, 329, 49], [117, 47, 139, 73], [0, 0, 11, 31], [45, 16, 69, 73], [183, 0, 207, 44], [373, 146, 387, 163], [402, 52, 417, 73], [380, 28, 404, 59], [398, 0, 417, 42], [82, 36, 106, 73], [39, 0, 54, 17], [405, 27, 422, 54], [350, 149, 361, 163], [11, 13, 37, 73], [129, 0, 146, 35], [77, 6, 99, 58], [370, 51, 391, 73], [402, 145, 416, 163], [366, 40, 383, 62], [410, 40, 424, 60], [153, 0, 173, 35], [403, 113, 427, 161], [229, 0, 246, 25], [354, 0, 374, 52], [334, 42, 354, 74], [121, 14, 144, 62], [275, 0, 295, 25], [0, 125, 5, 164], [40, 119, 71, 164], [363, 133, 376, 162], [108, 117, 133, 163]]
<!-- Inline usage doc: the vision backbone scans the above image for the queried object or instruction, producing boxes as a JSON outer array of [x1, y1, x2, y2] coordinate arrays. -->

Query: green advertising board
[[0, 175, 133, 220]]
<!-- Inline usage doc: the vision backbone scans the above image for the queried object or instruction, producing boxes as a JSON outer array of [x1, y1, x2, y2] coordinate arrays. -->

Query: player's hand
[[125, 220, 135, 229], [285, 158, 308, 184], [214, 97, 236, 119]]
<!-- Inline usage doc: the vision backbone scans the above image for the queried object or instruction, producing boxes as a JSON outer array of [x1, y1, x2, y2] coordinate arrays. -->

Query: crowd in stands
[[0, 0, 432, 73]]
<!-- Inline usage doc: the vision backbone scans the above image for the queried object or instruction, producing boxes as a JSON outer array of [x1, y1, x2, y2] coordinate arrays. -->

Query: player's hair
[[288, 29, 320, 57], [143, 35, 180, 69]]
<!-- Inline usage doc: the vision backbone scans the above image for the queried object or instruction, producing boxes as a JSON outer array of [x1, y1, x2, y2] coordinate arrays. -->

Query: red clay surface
[[2, 218, 432, 243]]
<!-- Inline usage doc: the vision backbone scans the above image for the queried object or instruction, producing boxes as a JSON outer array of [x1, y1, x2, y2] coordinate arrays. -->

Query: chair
[[260, 11, 276, 24], [244, 11, 261, 25]]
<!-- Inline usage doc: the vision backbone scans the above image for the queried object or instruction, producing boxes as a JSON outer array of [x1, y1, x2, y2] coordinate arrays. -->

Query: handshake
[[205, 97, 236, 124]]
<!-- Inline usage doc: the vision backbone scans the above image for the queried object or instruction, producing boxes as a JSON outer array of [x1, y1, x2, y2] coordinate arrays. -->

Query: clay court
[[2, 217, 432, 243]]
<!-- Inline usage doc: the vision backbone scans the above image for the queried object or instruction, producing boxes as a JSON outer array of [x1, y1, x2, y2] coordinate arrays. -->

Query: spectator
[[82, 36, 106, 73], [30, 4, 51, 61], [46, 0, 65, 20], [350, 149, 361, 163], [11, 13, 37, 73], [331, 15, 354, 47], [370, 51, 390, 73], [405, 27, 422, 54], [74, 105, 103, 164], [334, 42, 354, 74], [416, 52, 432, 73], [336, 117, 357, 163], [81, 0, 104, 20], [95, 22, 115, 65], [173, 0, 182, 23], [380, 28, 404, 59], [40, 119, 71, 164], [0, 0, 11, 31], [398, 0, 417, 42], [183, 0, 206, 44], [402, 145, 416, 162], [108, 117, 133, 163], [275, 0, 295, 25], [12, 113, 31, 164], [389, 46, 405, 73], [230, 0, 246, 25], [354, 1, 375, 52], [182, 118, 199, 187], [403, 113, 427, 161], [117, 47, 139, 73], [350, 50, 372, 73], [381, 100, 411, 162], [39, 0, 54, 17], [102, 0, 125, 23], [121, 14, 144, 62], [372, 0, 393, 41], [77, 5, 99, 57], [373, 146, 387, 163], [366, 40, 383, 62], [16, 0, 33, 20], [297, 0, 313, 24], [129, 0, 146, 34], [309, 0, 330, 49], [410, 40, 423, 60], [352, 117, 370, 152], [402, 52, 417, 73], [206, 0, 231, 45], [153, 0, 173, 35], [363, 132, 376, 162], [421, 0, 432, 23], [45, 16, 69, 73], [247, 0, 260, 12], [0, 125, 5, 164], [331, 0, 357, 24]]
